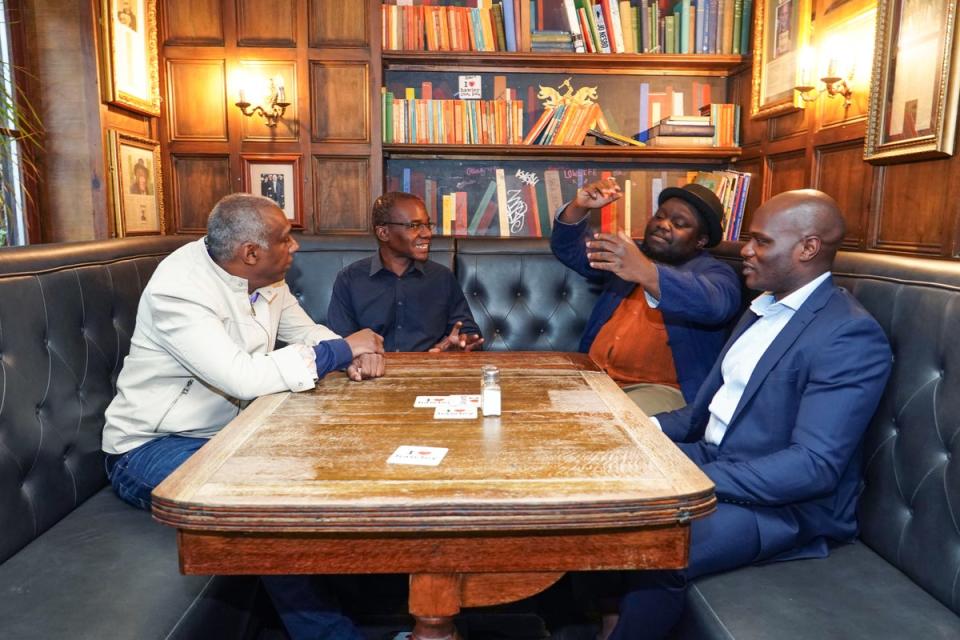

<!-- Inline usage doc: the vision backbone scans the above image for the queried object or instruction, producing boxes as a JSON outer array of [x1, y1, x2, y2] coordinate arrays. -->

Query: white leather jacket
[[102, 238, 344, 454]]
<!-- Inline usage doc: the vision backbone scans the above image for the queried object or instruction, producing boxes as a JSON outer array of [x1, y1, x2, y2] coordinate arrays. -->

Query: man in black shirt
[[327, 192, 483, 352]]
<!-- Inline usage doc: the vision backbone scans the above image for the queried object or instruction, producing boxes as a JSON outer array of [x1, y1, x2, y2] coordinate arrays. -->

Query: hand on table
[[345, 328, 384, 357], [346, 353, 385, 381], [429, 321, 484, 352]]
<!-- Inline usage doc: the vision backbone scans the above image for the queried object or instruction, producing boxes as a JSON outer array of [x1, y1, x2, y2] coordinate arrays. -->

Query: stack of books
[[687, 169, 751, 241], [700, 103, 740, 147], [530, 30, 576, 51], [522, 102, 603, 145], [642, 115, 714, 147]]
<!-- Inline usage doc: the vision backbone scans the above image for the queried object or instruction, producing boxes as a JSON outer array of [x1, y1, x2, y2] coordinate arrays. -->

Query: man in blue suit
[[606, 189, 893, 639]]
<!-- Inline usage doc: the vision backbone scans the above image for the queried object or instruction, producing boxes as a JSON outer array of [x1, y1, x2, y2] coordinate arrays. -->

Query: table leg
[[409, 573, 461, 640]]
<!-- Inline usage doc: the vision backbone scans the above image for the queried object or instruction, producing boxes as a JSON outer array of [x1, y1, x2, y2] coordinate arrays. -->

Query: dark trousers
[[107, 435, 366, 640]]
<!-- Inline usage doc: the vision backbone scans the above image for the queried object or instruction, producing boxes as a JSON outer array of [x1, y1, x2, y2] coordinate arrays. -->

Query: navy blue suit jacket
[[657, 277, 892, 561]]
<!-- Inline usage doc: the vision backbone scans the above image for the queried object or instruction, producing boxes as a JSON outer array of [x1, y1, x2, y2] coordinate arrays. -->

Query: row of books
[[382, 87, 526, 144], [382, 2, 514, 52], [389, 165, 749, 238], [640, 104, 739, 146], [689, 169, 751, 241], [522, 102, 603, 145], [553, 0, 752, 55]]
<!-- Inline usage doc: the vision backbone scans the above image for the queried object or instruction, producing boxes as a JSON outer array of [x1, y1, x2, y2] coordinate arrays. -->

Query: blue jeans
[[108, 435, 365, 640]]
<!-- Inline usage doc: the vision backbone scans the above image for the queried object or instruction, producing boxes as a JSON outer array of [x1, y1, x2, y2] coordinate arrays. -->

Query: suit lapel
[[724, 279, 837, 430]]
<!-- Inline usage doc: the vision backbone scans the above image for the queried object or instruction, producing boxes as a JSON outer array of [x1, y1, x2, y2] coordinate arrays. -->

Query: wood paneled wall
[[159, 0, 380, 234], [731, 7, 960, 258]]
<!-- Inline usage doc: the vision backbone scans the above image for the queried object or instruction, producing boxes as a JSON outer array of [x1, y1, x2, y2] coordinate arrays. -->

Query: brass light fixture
[[235, 75, 290, 128]]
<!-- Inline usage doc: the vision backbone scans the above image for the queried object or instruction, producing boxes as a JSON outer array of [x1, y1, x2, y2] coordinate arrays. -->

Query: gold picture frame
[[752, 0, 814, 119], [108, 130, 165, 236], [864, 0, 960, 164], [100, 0, 161, 116]]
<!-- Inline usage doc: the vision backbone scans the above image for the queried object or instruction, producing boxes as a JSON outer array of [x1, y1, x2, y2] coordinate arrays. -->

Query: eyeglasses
[[379, 220, 433, 231]]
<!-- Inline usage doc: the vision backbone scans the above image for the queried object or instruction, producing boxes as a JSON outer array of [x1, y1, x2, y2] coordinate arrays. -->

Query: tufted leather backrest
[[287, 234, 456, 325], [711, 244, 960, 616], [0, 236, 193, 563], [455, 238, 601, 351]]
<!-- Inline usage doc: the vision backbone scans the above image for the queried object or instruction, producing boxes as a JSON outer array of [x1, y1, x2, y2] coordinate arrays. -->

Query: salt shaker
[[481, 364, 501, 417]]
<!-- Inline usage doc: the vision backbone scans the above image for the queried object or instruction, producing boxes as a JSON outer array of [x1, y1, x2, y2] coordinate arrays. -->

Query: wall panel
[[172, 155, 232, 232], [312, 156, 370, 231], [765, 151, 807, 199], [308, 0, 368, 47], [237, 0, 297, 47], [166, 59, 228, 141], [309, 62, 370, 143], [814, 142, 872, 249], [163, 0, 223, 46], [873, 160, 951, 255]]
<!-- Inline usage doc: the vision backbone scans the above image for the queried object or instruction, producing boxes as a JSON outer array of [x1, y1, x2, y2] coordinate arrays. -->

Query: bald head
[[741, 189, 846, 299]]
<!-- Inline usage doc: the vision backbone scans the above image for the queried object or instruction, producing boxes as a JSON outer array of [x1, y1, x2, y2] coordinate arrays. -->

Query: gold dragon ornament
[[537, 78, 599, 109]]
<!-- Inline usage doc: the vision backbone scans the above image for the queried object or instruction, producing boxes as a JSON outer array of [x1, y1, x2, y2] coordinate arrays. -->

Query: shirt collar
[[750, 271, 832, 317], [200, 236, 282, 302], [369, 250, 425, 277]]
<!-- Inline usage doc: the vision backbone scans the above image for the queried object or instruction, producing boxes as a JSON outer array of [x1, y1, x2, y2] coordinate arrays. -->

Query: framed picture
[[815, 0, 874, 31], [865, 0, 960, 163], [752, 0, 814, 119], [100, 0, 160, 115], [242, 155, 303, 227], [108, 131, 164, 236]]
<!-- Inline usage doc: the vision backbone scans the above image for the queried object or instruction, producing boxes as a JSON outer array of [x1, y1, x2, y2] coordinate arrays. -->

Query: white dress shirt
[[702, 271, 832, 445]]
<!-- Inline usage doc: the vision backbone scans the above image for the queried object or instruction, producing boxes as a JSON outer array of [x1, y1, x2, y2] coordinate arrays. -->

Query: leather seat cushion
[[0, 487, 259, 640], [673, 541, 960, 640]]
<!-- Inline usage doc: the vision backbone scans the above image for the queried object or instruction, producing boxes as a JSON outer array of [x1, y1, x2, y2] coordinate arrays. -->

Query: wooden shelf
[[383, 144, 742, 164], [382, 52, 749, 76]]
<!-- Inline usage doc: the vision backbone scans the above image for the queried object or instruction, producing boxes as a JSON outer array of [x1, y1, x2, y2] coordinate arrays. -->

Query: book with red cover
[[600, 170, 614, 233]]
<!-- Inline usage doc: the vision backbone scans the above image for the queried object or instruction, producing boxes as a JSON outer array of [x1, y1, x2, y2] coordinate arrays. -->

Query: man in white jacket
[[102, 193, 384, 640]]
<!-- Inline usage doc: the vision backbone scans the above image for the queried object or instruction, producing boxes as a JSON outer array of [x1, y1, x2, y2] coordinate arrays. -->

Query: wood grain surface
[[153, 352, 714, 533], [153, 352, 714, 639]]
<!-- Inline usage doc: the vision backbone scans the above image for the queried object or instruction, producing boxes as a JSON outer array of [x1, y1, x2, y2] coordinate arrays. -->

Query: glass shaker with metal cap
[[481, 364, 501, 417]]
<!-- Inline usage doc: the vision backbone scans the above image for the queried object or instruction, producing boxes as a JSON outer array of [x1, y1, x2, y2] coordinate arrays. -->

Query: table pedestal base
[[409, 572, 565, 640]]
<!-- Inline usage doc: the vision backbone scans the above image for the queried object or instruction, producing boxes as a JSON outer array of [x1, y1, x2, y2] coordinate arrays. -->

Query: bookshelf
[[383, 143, 741, 163], [378, 0, 750, 238]]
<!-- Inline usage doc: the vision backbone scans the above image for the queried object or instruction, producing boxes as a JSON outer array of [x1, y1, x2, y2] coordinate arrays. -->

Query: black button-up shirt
[[326, 252, 481, 352]]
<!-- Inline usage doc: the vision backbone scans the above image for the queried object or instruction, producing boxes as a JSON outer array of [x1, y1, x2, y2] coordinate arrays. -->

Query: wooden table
[[152, 352, 715, 640]]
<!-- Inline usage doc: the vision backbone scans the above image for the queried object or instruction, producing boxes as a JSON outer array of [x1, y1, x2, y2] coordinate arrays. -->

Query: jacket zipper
[[154, 379, 194, 432]]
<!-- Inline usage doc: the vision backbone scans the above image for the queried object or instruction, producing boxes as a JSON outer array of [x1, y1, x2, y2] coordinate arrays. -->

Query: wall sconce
[[794, 42, 856, 109], [235, 75, 289, 128], [796, 72, 854, 108]]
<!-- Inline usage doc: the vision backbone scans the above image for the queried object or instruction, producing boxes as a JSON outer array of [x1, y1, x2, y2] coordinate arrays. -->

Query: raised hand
[[575, 176, 623, 209], [559, 176, 623, 223], [586, 230, 659, 293], [429, 321, 485, 352], [346, 352, 385, 381]]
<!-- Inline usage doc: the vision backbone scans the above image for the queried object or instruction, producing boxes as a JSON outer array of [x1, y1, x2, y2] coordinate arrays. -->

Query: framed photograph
[[100, 0, 160, 115], [752, 0, 814, 119], [108, 131, 164, 236], [242, 155, 303, 227], [865, 0, 960, 163]]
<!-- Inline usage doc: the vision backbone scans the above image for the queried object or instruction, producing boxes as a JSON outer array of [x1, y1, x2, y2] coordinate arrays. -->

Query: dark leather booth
[[1, 234, 958, 638], [0, 237, 260, 639]]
